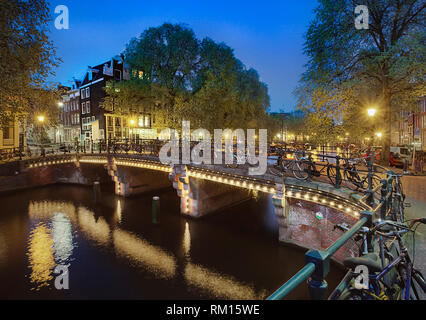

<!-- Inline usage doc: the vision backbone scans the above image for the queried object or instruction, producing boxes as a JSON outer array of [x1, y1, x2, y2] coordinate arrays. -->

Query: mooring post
[[93, 181, 101, 204], [152, 196, 160, 224]]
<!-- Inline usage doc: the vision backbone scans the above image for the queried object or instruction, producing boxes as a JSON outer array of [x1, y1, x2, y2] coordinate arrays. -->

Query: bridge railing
[[2, 140, 390, 197], [267, 214, 370, 300]]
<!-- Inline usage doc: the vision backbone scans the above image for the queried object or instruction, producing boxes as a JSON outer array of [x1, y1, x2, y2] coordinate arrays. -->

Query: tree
[[0, 0, 60, 128], [101, 23, 271, 133], [298, 0, 426, 164]]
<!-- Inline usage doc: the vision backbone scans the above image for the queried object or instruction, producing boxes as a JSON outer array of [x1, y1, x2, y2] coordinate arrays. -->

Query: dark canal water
[[0, 184, 344, 299]]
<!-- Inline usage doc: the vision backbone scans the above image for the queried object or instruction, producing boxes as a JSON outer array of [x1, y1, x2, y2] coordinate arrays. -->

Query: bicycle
[[390, 172, 407, 223], [268, 149, 311, 180], [331, 218, 426, 300], [342, 157, 381, 191]]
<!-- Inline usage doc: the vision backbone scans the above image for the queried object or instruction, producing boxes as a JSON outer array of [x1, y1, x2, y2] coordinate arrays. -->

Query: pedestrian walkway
[[402, 175, 426, 203], [404, 196, 426, 299]]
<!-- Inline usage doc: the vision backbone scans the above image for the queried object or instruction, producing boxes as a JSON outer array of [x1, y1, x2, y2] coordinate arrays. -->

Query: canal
[[0, 184, 345, 299]]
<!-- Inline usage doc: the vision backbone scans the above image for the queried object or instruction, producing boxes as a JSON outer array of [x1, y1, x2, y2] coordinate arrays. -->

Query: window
[[86, 87, 90, 98], [82, 102, 86, 114], [81, 89, 85, 99], [92, 116, 95, 122], [114, 69, 122, 80], [86, 101, 90, 113], [3, 127, 11, 139]]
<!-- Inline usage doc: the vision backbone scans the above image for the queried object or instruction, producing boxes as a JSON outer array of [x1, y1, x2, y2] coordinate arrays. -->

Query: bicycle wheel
[[343, 166, 362, 191], [327, 165, 342, 187], [410, 269, 426, 300], [292, 160, 309, 180], [268, 166, 283, 177], [339, 288, 366, 300]]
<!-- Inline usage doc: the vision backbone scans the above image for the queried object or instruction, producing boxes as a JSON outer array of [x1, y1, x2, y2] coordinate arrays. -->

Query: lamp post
[[367, 108, 377, 148]]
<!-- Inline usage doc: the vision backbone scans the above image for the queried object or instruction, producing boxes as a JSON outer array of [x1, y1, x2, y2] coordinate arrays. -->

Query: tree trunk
[[381, 87, 391, 166]]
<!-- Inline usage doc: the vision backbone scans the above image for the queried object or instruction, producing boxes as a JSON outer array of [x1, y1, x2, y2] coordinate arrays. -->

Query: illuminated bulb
[[338, 204, 343, 209], [296, 193, 301, 198], [287, 191, 293, 197], [304, 194, 309, 200], [346, 208, 351, 213], [330, 201, 335, 206], [321, 199, 326, 204], [313, 196, 318, 202]]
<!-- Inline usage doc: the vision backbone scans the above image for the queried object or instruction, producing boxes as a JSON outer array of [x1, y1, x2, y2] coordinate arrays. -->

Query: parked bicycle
[[331, 218, 426, 300]]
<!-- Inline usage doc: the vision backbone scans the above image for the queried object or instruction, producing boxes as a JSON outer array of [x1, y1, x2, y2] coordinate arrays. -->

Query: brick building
[[392, 97, 426, 151]]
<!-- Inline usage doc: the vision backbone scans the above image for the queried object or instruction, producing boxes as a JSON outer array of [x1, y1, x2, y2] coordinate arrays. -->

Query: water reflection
[[184, 263, 265, 300], [23, 197, 274, 298], [115, 199, 122, 224], [28, 201, 77, 224], [27, 223, 55, 290], [51, 213, 74, 264], [113, 229, 176, 279], [78, 207, 111, 245], [0, 229, 6, 268], [183, 222, 191, 258]]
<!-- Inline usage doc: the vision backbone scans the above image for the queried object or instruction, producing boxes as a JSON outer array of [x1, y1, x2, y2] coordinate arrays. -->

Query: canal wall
[[284, 199, 359, 262], [0, 160, 110, 193]]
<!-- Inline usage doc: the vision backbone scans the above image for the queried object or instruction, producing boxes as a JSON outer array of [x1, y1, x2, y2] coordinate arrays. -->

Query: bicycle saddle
[[343, 253, 382, 273]]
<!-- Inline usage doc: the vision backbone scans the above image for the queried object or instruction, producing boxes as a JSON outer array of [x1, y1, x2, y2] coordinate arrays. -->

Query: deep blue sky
[[49, 0, 319, 112]]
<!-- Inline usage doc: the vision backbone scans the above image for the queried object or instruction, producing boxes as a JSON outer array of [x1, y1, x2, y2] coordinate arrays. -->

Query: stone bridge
[[0, 153, 373, 262]]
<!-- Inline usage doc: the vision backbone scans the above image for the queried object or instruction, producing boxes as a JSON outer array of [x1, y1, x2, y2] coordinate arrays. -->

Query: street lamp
[[58, 102, 64, 107], [37, 115, 45, 123], [367, 108, 377, 117]]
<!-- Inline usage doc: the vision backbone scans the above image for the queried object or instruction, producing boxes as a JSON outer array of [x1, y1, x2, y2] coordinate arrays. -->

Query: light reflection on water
[[51, 213, 74, 264], [112, 229, 177, 279], [78, 207, 111, 245], [25, 199, 263, 298], [184, 263, 266, 300], [0, 228, 6, 268], [27, 223, 55, 290]]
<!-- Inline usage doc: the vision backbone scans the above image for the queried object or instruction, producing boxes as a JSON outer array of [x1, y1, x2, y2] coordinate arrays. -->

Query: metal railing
[[267, 215, 370, 300]]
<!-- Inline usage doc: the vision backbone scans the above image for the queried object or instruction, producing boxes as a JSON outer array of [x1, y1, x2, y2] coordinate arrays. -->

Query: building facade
[[77, 56, 159, 142], [392, 97, 426, 151], [59, 82, 81, 143], [0, 120, 24, 150]]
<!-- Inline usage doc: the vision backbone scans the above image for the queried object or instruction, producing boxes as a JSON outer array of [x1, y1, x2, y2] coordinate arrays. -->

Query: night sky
[[48, 0, 319, 112]]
